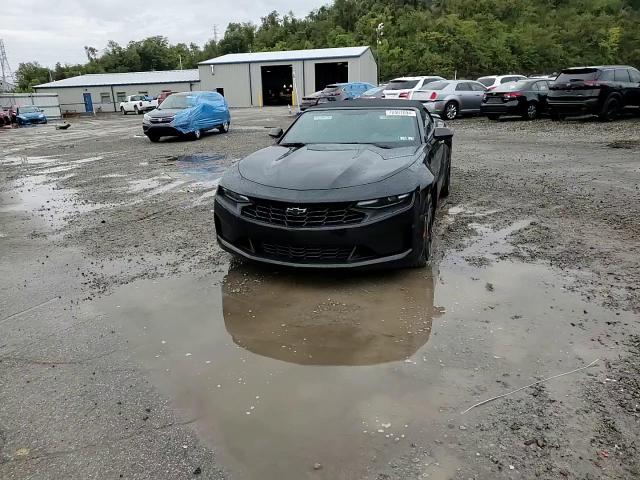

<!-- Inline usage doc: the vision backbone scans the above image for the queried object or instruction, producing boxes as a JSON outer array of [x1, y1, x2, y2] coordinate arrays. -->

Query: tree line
[[15, 0, 640, 91]]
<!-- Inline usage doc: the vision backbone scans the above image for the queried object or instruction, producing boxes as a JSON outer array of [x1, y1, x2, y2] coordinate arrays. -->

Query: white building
[[34, 70, 200, 114], [198, 46, 377, 107]]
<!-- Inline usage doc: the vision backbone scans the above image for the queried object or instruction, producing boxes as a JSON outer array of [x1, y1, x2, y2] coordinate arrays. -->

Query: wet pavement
[[2, 110, 639, 480], [82, 218, 623, 479]]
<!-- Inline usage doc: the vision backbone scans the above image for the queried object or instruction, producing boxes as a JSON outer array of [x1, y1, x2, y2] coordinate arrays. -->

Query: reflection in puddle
[[173, 153, 228, 181], [224, 265, 442, 366], [87, 245, 623, 480]]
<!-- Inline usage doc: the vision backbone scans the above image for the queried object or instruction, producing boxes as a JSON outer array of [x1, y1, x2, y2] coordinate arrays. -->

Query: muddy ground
[[0, 109, 639, 480]]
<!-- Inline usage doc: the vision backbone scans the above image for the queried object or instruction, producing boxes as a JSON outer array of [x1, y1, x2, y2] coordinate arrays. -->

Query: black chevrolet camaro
[[214, 99, 453, 268]]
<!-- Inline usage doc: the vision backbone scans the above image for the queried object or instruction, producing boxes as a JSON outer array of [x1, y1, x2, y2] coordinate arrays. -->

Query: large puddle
[[83, 222, 627, 479]]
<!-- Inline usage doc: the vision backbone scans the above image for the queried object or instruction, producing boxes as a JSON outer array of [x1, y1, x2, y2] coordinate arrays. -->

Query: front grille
[[262, 242, 354, 262], [242, 199, 366, 228], [150, 117, 174, 123]]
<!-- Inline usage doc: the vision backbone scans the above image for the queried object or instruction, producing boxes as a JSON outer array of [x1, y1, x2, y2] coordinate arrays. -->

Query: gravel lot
[[1, 109, 639, 480]]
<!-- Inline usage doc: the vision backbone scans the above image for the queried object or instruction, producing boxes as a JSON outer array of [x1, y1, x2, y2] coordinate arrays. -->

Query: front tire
[[218, 121, 230, 133], [121, 107, 126, 115], [407, 194, 434, 268], [191, 129, 202, 140], [444, 101, 458, 120]]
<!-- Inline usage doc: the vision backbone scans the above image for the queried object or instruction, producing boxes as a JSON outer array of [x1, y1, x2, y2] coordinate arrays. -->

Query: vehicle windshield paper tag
[[313, 115, 332, 120], [386, 110, 416, 117]]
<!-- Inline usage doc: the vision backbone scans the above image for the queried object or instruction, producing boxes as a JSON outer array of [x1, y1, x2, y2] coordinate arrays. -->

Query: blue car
[[16, 105, 47, 125], [142, 91, 231, 142]]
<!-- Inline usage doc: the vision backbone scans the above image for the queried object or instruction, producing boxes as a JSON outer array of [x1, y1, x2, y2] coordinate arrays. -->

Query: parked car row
[[300, 82, 376, 111], [379, 64, 640, 121], [1, 105, 48, 126]]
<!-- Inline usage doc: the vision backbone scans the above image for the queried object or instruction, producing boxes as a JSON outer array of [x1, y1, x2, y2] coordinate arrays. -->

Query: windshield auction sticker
[[313, 115, 333, 120], [385, 110, 416, 117]]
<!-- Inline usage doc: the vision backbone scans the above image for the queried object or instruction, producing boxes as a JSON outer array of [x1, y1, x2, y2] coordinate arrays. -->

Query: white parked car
[[476, 75, 527, 91], [383, 76, 444, 99], [119, 95, 156, 115]]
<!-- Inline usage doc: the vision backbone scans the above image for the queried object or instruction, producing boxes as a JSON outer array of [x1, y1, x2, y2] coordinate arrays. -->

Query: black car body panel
[[481, 79, 551, 118], [214, 100, 452, 268], [547, 65, 640, 118]]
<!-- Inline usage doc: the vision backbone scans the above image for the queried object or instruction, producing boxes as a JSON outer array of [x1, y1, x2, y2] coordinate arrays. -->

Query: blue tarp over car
[[171, 92, 230, 134]]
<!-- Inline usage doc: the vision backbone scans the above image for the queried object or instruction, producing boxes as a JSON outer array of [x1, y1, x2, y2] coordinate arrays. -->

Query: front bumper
[[18, 117, 47, 125], [142, 123, 181, 137], [214, 195, 417, 268]]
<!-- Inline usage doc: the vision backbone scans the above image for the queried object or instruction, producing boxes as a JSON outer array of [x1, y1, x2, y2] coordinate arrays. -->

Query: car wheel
[[134, 106, 140, 115], [192, 129, 202, 140], [407, 194, 434, 268], [121, 107, 126, 115], [486, 114, 500, 120], [218, 121, 230, 133], [599, 97, 620, 121], [444, 101, 458, 120], [524, 102, 538, 120], [147, 135, 160, 143]]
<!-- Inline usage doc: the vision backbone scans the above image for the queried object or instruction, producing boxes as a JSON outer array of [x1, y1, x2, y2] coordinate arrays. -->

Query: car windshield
[[20, 106, 38, 113], [555, 69, 599, 82], [362, 87, 383, 96], [281, 109, 420, 147], [423, 81, 449, 90], [498, 80, 533, 91], [386, 79, 419, 90], [158, 94, 197, 109], [477, 77, 496, 87], [321, 85, 343, 94]]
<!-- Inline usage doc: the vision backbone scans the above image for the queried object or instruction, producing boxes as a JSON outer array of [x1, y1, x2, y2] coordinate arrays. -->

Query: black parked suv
[[548, 65, 640, 120]]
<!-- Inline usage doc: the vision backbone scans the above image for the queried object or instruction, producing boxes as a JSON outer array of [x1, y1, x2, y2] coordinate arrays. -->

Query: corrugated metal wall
[[199, 52, 377, 107], [0, 93, 62, 119]]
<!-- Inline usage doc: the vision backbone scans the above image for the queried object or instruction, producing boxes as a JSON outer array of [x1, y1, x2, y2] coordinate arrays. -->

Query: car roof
[[307, 99, 426, 110], [389, 76, 441, 81], [563, 65, 634, 70]]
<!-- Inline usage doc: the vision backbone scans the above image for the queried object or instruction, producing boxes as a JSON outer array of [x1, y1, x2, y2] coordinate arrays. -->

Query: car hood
[[19, 112, 43, 119], [147, 108, 183, 118], [238, 144, 420, 190]]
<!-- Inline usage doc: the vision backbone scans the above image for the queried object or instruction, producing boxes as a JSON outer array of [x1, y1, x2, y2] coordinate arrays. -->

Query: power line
[[0, 39, 14, 92]]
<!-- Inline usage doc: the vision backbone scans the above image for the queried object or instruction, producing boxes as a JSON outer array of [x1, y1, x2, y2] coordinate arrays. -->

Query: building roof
[[200, 46, 371, 65], [35, 69, 200, 88]]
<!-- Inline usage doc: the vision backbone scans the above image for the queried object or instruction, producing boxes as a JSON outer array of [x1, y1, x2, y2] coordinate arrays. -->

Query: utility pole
[[178, 55, 183, 70], [213, 25, 219, 43], [376, 23, 384, 85], [0, 39, 14, 92]]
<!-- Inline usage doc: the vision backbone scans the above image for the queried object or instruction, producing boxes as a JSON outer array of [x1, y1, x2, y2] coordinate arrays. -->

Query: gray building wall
[[35, 81, 200, 113], [199, 52, 377, 107]]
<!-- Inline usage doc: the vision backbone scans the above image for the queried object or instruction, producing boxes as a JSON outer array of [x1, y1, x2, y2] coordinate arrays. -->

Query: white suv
[[383, 76, 444, 99], [476, 74, 526, 91]]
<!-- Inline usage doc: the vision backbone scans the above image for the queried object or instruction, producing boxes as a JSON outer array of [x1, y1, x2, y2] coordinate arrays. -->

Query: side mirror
[[433, 127, 453, 141], [268, 127, 283, 139]]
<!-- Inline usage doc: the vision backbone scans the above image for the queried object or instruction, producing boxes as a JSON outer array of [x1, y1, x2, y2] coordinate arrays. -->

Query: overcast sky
[[1, 0, 326, 72]]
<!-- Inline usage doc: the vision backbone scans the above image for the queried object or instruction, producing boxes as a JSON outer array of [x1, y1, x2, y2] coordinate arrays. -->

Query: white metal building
[[198, 46, 377, 107], [34, 70, 200, 114]]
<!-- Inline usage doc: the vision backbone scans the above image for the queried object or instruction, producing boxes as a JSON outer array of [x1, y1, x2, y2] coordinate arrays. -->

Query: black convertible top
[[308, 99, 426, 110]]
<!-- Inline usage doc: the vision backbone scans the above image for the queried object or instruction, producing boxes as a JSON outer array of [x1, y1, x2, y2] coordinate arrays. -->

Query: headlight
[[356, 192, 412, 209], [218, 186, 250, 203], [143, 114, 151, 122]]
